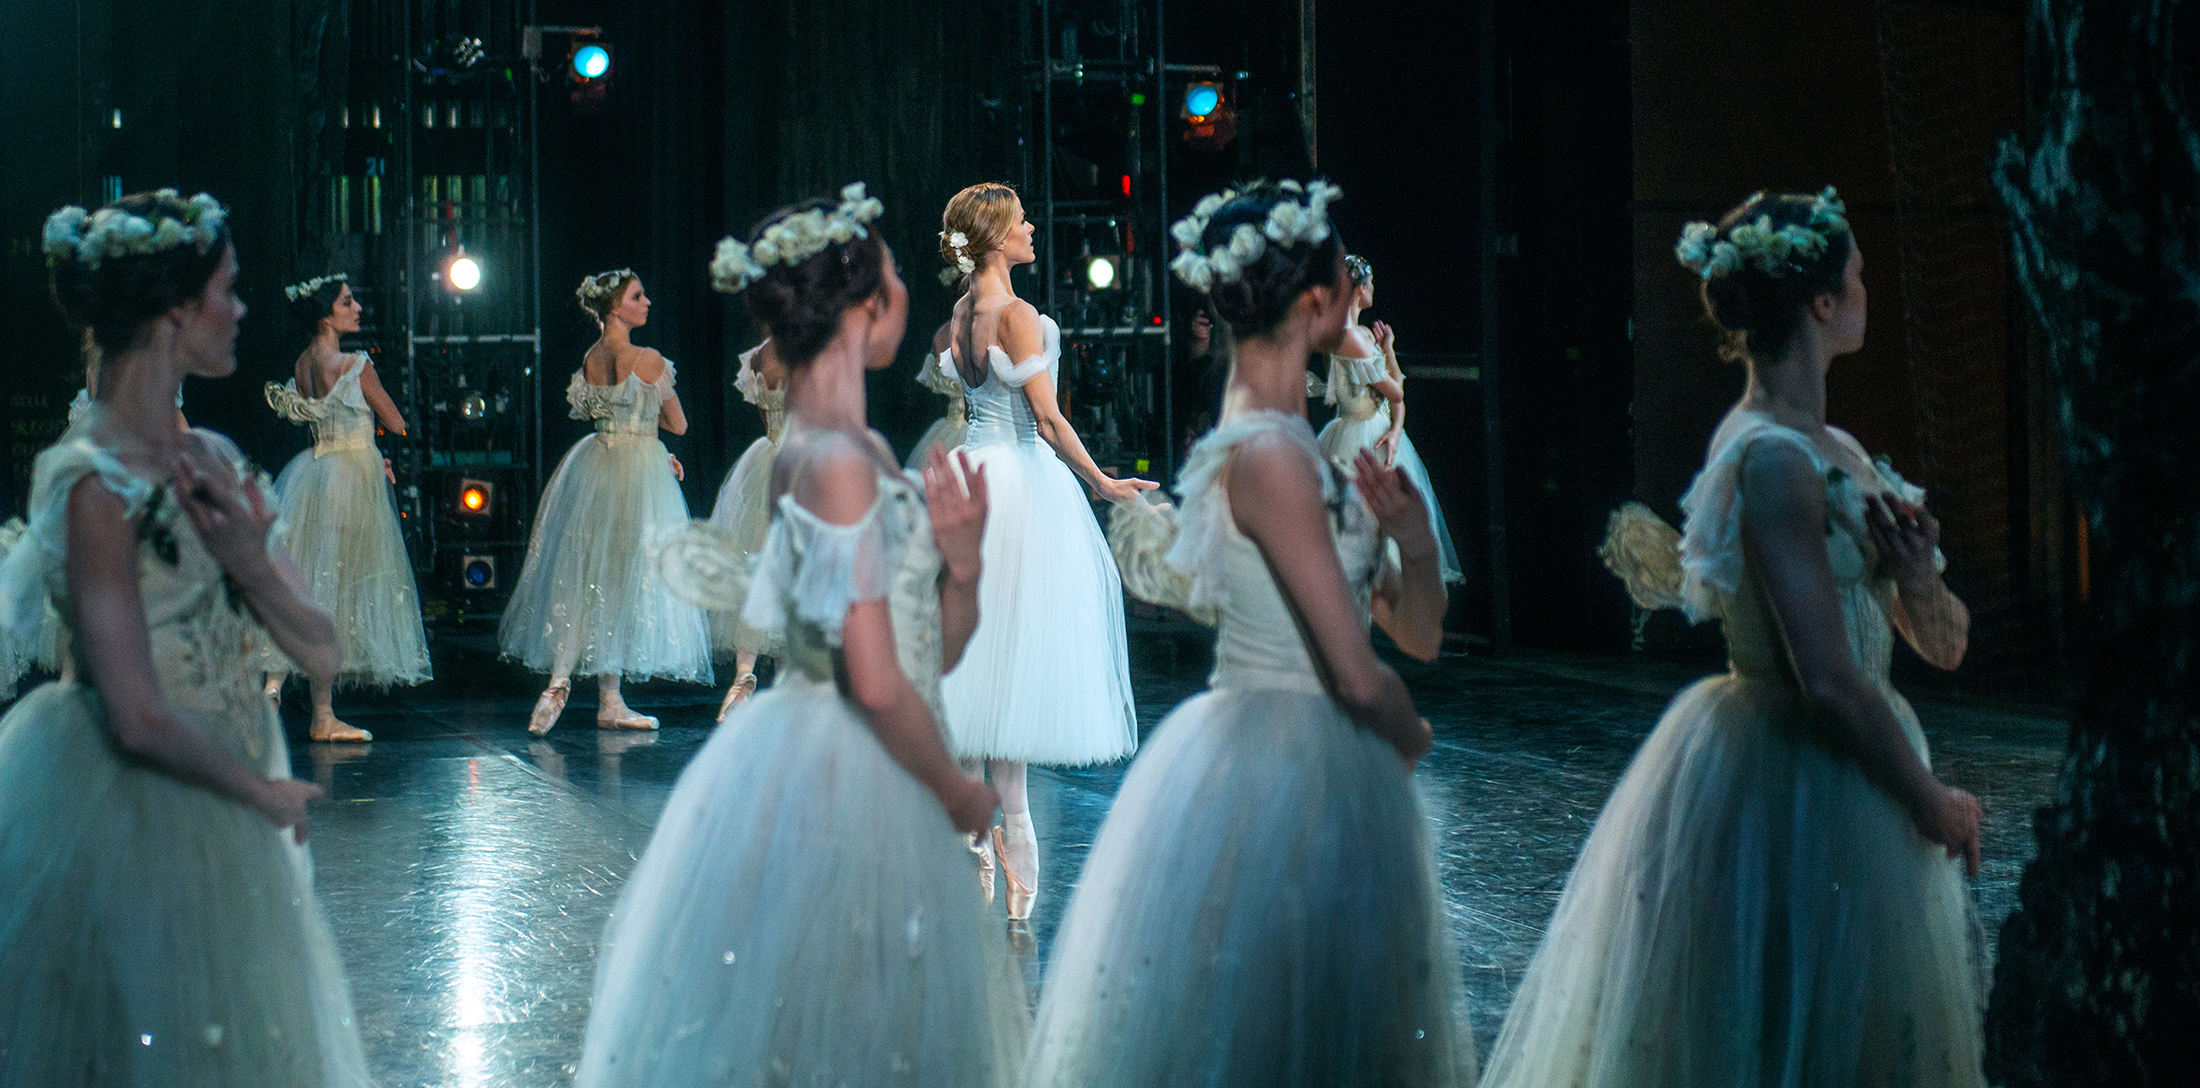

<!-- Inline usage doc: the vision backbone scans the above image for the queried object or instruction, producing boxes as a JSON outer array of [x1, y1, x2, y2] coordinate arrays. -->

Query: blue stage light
[[1183, 83, 1221, 119], [572, 44, 610, 80]]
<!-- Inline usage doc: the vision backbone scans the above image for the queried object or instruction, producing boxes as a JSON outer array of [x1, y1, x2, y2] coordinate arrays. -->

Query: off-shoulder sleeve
[[564, 370, 594, 420], [67, 388, 92, 425], [917, 351, 965, 396], [740, 494, 894, 648], [988, 312, 1061, 389], [265, 381, 319, 423], [734, 343, 768, 405], [1107, 495, 1214, 626], [1331, 352, 1388, 388], [653, 357, 679, 396], [1165, 411, 1331, 620], [1676, 420, 1821, 623], [0, 438, 156, 690]]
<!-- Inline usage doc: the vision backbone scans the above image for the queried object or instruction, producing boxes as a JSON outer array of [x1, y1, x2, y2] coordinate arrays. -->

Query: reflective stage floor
[[291, 632, 2066, 1087]]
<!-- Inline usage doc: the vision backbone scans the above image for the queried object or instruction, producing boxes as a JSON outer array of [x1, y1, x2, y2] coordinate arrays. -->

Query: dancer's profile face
[[1000, 201, 1037, 266], [1306, 246, 1354, 354], [612, 278, 650, 328], [326, 284, 363, 335], [175, 245, 244, 379], [1824, 244, 1866, 357], [864, 247, 909, 371], [1354, 275, 1374, 310]]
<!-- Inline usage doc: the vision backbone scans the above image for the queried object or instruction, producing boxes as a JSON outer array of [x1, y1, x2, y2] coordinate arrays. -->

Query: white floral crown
[[711, 183, 886, 294], [937, 230, 976, 286], [576, 268, 637, 308], [43, 189, 228, 271], [284, 272, 348, 301], [1168, 179, 1341, 293], [1675, 186, 1850, 281]]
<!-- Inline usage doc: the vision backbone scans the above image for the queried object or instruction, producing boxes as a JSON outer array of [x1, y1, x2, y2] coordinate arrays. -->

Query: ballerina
[[1029, 179, 1473, 1086], [261, 273, 431, 741], [904, 320, 969, 470], [702, 333, 786, 720], [935, 181, 1153, 920], [1480, 187, 1985, 1088], [0, 190, 370, 1086], [500, 270, 712, 734], [1308, 253, 1463, 584], [576, 182, 1026, 1087]]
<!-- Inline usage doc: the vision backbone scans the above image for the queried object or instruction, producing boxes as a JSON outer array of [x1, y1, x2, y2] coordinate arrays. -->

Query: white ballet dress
[[0, 411, 372, 1087], [1310, 350, 1464, 583], [904, 350, 969, 470], [264, 355, 432, 687], [939, 312, 1137, 765], [1478, 411, 1985, 1088], [705, 343, 785, 658], [580, 453, 1028, 1087], [1032, 410, 1476, 1087], [498, 363, 712, 682]]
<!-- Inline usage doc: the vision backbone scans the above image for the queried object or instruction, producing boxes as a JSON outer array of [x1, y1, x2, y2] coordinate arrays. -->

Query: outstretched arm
[[358, 361, 409, 435], [1000, 305, 1157, 504]]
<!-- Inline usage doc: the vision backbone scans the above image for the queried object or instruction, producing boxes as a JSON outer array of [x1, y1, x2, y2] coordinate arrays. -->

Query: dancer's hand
[[1916, 783, 1982, 878], [1370, 320, 1396, 356], [1095, 474, 1159, 506], [1393, 716, 1434, 766], [940, 776, 1001, 837], [1864, 493, 1939, 594], [383, 457, 395, 485], [1373, 430, 1401, 466], [253, 777, 326, 844], [174, 442, 278, 586], [1355, 449, 1437, 564], [667, 453, 685, 481], [924, 448, 988, 584]]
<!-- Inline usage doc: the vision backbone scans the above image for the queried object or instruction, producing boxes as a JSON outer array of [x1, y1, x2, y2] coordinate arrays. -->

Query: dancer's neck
[[1221, 323, 1316, 421], [787, 321, 874, 435], [1741, 347, 1830, 432], [98, 342, 189, 454]]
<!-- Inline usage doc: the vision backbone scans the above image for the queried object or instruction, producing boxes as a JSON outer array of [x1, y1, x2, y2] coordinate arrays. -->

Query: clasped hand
[[1354, 449, 1438, 563], [172, 439, 276, 585], [1863, 493, 1939, 593]]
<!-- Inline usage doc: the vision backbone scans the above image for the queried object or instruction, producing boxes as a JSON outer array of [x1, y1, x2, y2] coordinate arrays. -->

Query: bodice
[[1313, 351, 1389, 423], [0, 412, 281, 767], [1678, 414, 1937, 688], [265, 354, 378, 455], [568, 361, 677, 441], [951, 312, 1062, 449], [734, 343, 787, 444]]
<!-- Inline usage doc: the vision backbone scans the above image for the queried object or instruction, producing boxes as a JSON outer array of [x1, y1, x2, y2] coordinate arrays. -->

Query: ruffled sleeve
[[264, 380, 320, 423], [1304, 369, 1327, 402], [67, 388, 92, 425], [1676, 418, 1821, 623], [1828, 428, 1950, 577], [564, 370, 594, 420], [734, 344, 766, 405], [740, 494, 894, 648], [1165, 411, 1332, 620], [917, 351, 965, 397], [1331, 351, 1388, 388], [332, 356, 372, 409], [1107, 495, 1214, 625], [0, 438, 155, 690], [653, 358, 679, 398], [987, 312, 1061, 389]]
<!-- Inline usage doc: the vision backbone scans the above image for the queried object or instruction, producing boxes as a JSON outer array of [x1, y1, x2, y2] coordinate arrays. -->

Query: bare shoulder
[[996, 299, 1043, 355], [1224, 430, 1325, 510], [622, 345, 668, 382], [1341, 325, 1379, 355], [777, 429, 883, 526], [930, 320, 954, 354]]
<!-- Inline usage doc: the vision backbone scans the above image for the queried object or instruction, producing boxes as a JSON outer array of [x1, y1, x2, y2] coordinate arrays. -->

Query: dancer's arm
[[1001, 305, 1157, 504], [799, 444, 997, 834], [632, 349, 688, 436], [1740, 438, 1980, 875], [1865, 493, 1969, 670], [1369, 321, 1405, 464], [66, 477, 325, 842], [1230, 435, 1430, 763], [172, 439, 340, 680], [358, 359, 409, 435], [1356, 449, 1447, 660]]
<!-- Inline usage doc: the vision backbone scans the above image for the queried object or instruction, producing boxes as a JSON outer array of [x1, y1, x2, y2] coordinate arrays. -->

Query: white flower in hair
[[947, 231, 968, 250], [1263, 201, 1308, 244], [956, 255, 975, 275], [42, 207, 87, 258], [939, 267, 963, 286], [1170, 250, 1213, 292], [285, 272, 349, 301], [1674, 221, 1719, 272], [150, 218, 191, 251], [710, 236, 768, 293], [711, 181, 885, 294], [1705, 242, 1742, 279]]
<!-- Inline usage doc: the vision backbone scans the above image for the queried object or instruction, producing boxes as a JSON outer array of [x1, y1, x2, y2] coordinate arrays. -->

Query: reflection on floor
[[293, 632, 2064, 1087]]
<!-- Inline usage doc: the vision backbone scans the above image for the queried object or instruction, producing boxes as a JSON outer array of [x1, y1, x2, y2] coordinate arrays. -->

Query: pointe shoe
[[596, 701, 660, 731], [716, 672, 758, 724], [994, 816, 1037, 921], [263, 676, 283, 706], [972, 829, 997, 906], [528, 680, 571, 737], [309, 713, 372, 743]]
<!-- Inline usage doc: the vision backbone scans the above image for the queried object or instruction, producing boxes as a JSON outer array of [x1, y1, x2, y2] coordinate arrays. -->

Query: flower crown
[[1675, 187, 1850, 281], [937, 230, 976, 286], [43, 189, 228, 271], [576, 268, 637, 309], [711, 183, 886, 294], [1168, 179, 1341, 293], [284, 272, 348, 302]]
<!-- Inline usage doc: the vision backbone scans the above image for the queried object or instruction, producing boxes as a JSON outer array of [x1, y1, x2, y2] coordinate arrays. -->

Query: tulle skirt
[[270, 445, 431, 686], [1027, 683, 1474, 1086], [705, 435, 780, 658], [576, 673, 1028, 1088], [0, 680, 372, 1087], [939, 439, 1136, 766], [1477, 672, 1987, 1088], [905, 413, 968, 472], [499, 432, 713, 682], [1317, 408, 1464, 584]]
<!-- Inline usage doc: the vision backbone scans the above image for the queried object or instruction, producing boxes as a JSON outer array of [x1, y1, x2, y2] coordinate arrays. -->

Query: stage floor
[[291, 631, 2064, 1087]]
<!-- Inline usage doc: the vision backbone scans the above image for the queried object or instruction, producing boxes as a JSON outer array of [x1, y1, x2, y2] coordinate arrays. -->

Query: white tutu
[[583, 453, 1026, 1087], [265, 358, 430, 687], [499, 367, 712, 682], [1479, 412, 1984, 1088], [1033, 412, 1473, 1086], [939, 314, 1137, 766], [706, 435, 779, 656], [1313, 351, 1464, 584], [0, 423, 370, 1087]]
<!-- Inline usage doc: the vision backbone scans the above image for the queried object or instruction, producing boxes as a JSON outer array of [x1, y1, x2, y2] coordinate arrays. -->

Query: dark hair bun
[[48, 190, 232, 357], [737, 198, 889, 365], [1191, 181, 1344, 338], [286, 275, 350, 338], [1697, 192, 1853, 363]]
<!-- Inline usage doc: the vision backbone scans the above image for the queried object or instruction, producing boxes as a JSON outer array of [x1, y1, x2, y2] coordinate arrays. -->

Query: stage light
[[1086, 255, 1120, 290], [1183, 82, 1222, 120], [456, 478, 494, 518], [571, 43, 610, 80], [460, 555, 498, 590], [443, 249, 483, 292]]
